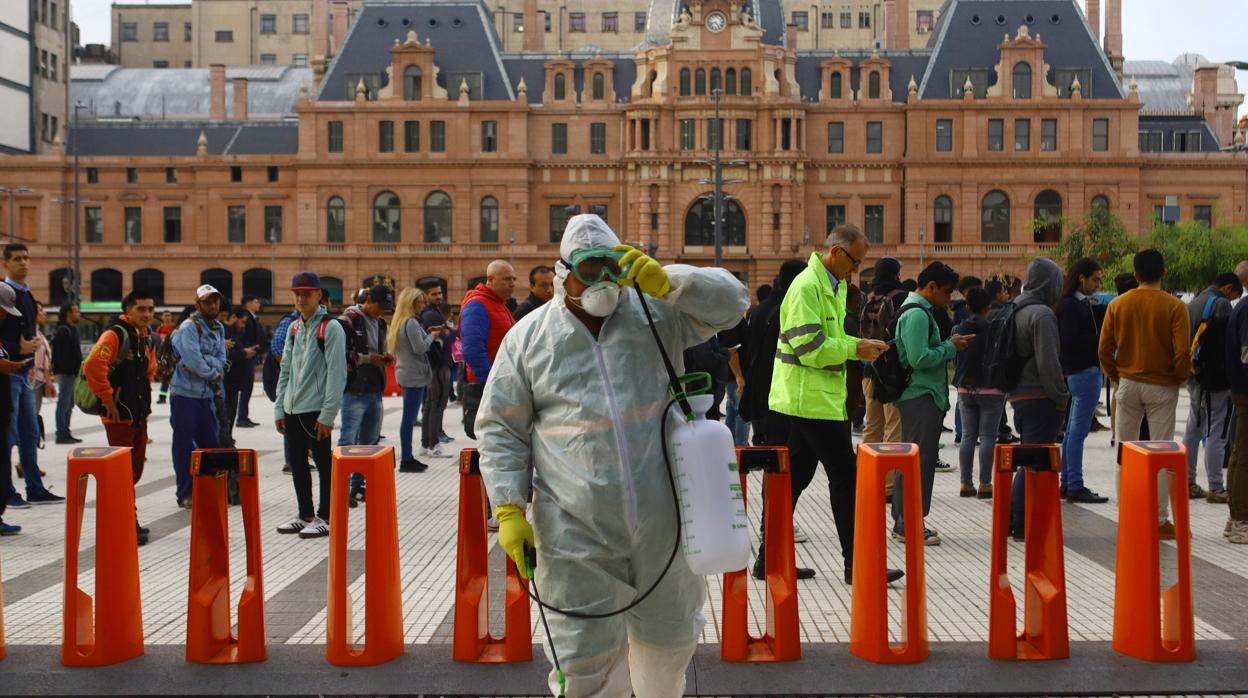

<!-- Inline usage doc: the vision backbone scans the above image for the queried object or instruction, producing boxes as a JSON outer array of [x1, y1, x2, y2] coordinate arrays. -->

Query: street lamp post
[[0, 186, 32, 242], [697, 88, 747, 268], [70, 102, 88, 305]]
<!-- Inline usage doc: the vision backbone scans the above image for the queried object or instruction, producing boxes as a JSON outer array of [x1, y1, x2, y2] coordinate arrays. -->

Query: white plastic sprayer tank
[[667, 394, 750, 575]]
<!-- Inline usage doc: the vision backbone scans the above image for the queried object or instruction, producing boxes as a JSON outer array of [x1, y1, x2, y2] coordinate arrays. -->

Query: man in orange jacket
[[84, 289, 156, 545]]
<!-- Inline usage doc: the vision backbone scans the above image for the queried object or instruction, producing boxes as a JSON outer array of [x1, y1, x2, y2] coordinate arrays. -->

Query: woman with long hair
[[389, 287, 445, 472], [1056, 257, 1109, 503]]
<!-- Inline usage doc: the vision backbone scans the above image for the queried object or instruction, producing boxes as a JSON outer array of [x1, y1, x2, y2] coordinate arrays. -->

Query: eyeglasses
[[835, 246, 863, 269]]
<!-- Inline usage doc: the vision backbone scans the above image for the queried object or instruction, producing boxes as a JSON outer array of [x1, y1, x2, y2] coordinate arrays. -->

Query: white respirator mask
[[570, 281, 622, 317]]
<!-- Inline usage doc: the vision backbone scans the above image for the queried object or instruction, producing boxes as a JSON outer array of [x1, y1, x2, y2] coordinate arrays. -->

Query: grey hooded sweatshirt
[[1009, 257, 1071, 405]]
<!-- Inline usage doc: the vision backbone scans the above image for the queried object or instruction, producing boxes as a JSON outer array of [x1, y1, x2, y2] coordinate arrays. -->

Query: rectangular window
[[859, 11, 870, 28], [1175, 130, 1202, 152], [264, 206, 282, 243], [951, 69, 991, 99], [153, 21, 169, 41], [513, 13, 524, 31], [259, 54, 277, 65], [230, 166, 242, 182], [1014, 118, 1031, 151], [260, 14, 276, 33], [735, 119, 752, 151], [1092, 118, 1109, 151], [165, 167, 177, 184], [590, 122, 606, 154], [840, 11, 852, 28], [122, 22, 137, 41], [549, 205, 572, 242], [481, 120, 498, 152], [1194, 205, 1213, 227], [404, 120, 420, 152], [126, 167, 138, 184], [864, 205, 884, 243], [292, 53, 308, 67], [866, 121, 883, 154], [635, 12, 647, 31], [916, 9, 934, 32], [1139, 130, 1163, 152], [1042, 119, 1058, 151], [987, 119, 1004, 151], [51, 54, 57, 81], [445, 72, 483, 100], [86, 167, 98, 184], [1054, 69, 1092, 99], [227, 206, 246, 243], [85, 207, 103, 243], [153, 60, 169, 69], [430, 121, 446, 152], [588, 204, 608, 220], [328, 120, 343, 152], [569, 12, 586, 32], [551, 123, 568, 154], [792, 11, 808, 30], [545, 13, 552, 32], [293, 14, 309, 33], [379, 120, 394, 152], [821, 12, 835, 29], [124, 207, 142, 244], [184, 21, 192, 41], [707, 119, 724, 150], [935, 118, 952, 152], [39, 50, 48, 79], [602, 12, 618, 32], [826, 204, 845, 232], [827, 121, 844, 153], [267, 166, 278, 183], [679, 119, 696, 150], [215, 30, 233, 43], [163, 206, 181, 243]]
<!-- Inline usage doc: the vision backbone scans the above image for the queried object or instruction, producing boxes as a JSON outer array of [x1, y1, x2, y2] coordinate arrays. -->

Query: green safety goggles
[[563, 247, 628, 286]]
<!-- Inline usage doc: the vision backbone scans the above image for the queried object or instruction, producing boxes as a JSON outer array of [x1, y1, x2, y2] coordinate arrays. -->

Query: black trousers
[[237, 360, 256, 421], [463, 382, 486, 439], [0, 409, 10, 519], [421, 365, 451, 449], [285, 412, 334, 520]]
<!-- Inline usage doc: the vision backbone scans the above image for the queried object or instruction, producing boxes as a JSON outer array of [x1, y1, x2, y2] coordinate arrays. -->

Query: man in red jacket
[[460, 260, 516, 439]]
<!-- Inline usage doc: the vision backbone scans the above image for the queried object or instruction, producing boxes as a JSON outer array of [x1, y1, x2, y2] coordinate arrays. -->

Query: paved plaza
[[2, 388, 1248, 696]]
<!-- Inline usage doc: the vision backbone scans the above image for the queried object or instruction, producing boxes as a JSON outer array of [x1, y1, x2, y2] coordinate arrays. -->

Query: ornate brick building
[[0, 0, 1244, 308]]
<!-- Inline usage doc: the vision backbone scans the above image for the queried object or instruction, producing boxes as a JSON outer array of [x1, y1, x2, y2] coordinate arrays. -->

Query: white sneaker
[[793, 524, 810, 544], [1228, 520, 1248, 545], [276, 518, 309, 534], [298, 517, 330, 538]]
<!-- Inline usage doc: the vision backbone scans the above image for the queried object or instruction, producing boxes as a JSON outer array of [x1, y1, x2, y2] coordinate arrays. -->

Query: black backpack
[[981, 302, 1024, 392], [868, 303, 932, 404], [1190, 296, 1229, 391], [860, 289, 904, 342]]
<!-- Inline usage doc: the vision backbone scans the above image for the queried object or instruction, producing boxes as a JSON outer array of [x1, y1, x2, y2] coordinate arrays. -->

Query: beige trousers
[[862, 376, 903, 444], [1113, 378, 1180, 523]]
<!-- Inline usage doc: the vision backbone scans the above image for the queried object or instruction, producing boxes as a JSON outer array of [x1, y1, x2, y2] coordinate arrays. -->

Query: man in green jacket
[[891, 262, 973, 546], [767, 224, 894, 585]]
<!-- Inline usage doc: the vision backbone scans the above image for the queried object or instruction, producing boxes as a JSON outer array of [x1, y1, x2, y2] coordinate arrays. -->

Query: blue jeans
[[55, 373, 76, 439], [8, 375, 47, 496], [340, 392, 383, 488], [1010, 398, 1064, 535], [399, 386, 425, 462], [1061, 367, 1102, 492], [170, 395, 220, 502], [723, 381, 749, 446], [958, 392, 1005, 486]]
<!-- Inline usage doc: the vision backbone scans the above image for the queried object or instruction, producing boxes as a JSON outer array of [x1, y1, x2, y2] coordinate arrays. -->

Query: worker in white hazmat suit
[[477, 214, 749, 697]]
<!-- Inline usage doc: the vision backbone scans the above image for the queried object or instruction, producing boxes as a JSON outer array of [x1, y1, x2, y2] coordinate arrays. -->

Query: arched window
[[679, 68, 691, 96], [868, 71, 881, 99], [327, 196, 346, 243], [694, 68, 706, 95], [1034, 190, 1063, 242], [592, 72, 604, 100], [200, 268, 232, 300], [424, 191, 452, 243], [740, 68, 752, 96], [647, 71, 657, 97], [48, 268, 72, 306], [320, 276, 344, 305], [933, 196, 953, 243], [981, 190, 1011, 242], [553, 73, 566, 100], [1012, 62, 1032, 99], [710, 68, 722, 93], [90, 268, 123, 302], [479, 196, 499, 243], [133, 268, 165, 305], [403, 65, 422, 100], [1091, 195, 1110, 211], [242, 268, 273, 305], [373, 191, 401, 243], [684, 197, 746, 246], [725, 68, 737, 95], [831, 71, 842, 99]]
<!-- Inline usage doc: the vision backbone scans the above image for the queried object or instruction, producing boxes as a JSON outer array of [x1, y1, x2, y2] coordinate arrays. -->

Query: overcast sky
[[68, 0, 1248, 104]]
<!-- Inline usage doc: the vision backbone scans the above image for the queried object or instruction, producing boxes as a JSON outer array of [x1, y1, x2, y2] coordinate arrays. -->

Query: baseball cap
[[291, 271, 322, 291], [0, 284, 21, 317], [195, 284, 222, 301], [367, 284, 395, 312]]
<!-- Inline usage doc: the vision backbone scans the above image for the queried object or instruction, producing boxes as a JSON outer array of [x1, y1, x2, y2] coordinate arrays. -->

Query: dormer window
[[592, 72, 604, 100], [1012, 62, 1032, 99], [554, 72, 566, 100], [951, 69, 991, 99], [1054, 68, 1091, 98], [831, 72, 842, 99], [404, 65, 422, 100], [868, 71, 880, 99]]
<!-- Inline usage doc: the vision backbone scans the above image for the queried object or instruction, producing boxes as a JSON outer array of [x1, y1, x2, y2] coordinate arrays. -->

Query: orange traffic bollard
[[453, 449, 532, 663], [186, 449, 267, 664], [327, 445, 404, 666], [851, 443, 927, 664], [383, 364, 403, 397], [721, 447, 800, 662], [988, 445, 1068, 660], [1113, 441, 1195, 662], [62, 446, 144, 666]]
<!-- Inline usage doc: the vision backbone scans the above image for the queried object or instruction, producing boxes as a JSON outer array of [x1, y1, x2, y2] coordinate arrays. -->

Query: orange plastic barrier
[[721, 447, 800, 662], [62, 446, 144, 666], [186, 449, 267, 664], [453, 449, 532, 663], [988, 445, 1068, 660], [383, 364, 402, 397], [850, 443, 927, 664], [327, 445, 404, 666], [1113, 441, 1194, 662]]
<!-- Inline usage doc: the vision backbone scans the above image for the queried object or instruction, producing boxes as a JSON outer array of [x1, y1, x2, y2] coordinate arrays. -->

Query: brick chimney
[[786, 22, 797, 50], [210, 64, 226, 121], [312, 0, 328, 59], [886, 0, 910, 49], [523, 0, 543, 52], [1086, 0, 1100, 46], [233, 77, 249, 121], [1104, 0, 1123, 78], [330, 0, 349, 56], [1193, 65, 1234, 146]]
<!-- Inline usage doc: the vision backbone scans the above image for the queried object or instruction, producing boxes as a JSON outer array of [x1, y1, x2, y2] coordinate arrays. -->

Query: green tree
[[1047, 206, 1138, 278], [1145, 221, 1248, 292]]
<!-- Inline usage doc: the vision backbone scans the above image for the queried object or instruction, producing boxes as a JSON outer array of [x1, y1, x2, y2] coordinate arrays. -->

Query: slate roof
[[71, 66, 312, 120], [501, 56, 638, 104], [644, 0, 783, 48], [918, 0, 1123, 101], [1138, 117, 1220, 153], [66, 122, 299, 157], [795, 51, 932, 103]]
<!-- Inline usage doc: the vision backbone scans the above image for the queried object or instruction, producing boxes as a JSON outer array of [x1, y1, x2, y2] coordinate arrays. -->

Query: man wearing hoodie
[[339, 284, 395, 505], [459, 260, 517, 438], [1181, 272, 1242, 503], [859, 257, 909, 444], [1007, 258, 1071, 539]]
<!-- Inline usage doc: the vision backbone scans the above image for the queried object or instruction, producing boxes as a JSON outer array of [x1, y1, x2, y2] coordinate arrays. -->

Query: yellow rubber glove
[[614, 244, 672, 298], [493, 504, 535, 579]]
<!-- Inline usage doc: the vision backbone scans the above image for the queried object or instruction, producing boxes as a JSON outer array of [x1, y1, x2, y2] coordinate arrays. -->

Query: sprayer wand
[[525, 546, 566, 698]]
